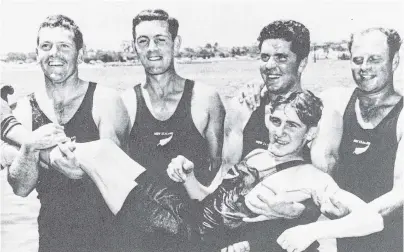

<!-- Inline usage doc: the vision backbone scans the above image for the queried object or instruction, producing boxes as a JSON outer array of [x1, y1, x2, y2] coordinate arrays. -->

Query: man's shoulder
[[191, 81, 219, 100], [94, 85, 120, 100], [225, 97, 254, 129], [319, 86, 355, 115]]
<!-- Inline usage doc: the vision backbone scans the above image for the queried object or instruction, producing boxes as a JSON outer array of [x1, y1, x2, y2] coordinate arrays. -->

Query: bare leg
[[74, 139, 145, 214]]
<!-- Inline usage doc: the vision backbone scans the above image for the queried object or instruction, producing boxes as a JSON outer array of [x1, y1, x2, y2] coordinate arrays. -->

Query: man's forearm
[[368, 189, 403, 217], [306, 208, 383, 240], [7, 144, 40, 197]]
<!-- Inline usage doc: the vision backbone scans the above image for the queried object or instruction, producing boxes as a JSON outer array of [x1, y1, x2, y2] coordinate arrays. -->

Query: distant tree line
[[2, 41, 349, 63]]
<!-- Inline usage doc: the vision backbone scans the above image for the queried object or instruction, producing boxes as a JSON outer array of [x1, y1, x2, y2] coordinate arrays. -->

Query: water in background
[[1, 59, 403, 252]]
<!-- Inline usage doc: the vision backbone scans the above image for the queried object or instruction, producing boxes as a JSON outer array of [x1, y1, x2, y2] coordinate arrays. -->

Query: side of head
[[348, 28, 402, 93], [132, 9, 181, 75], [268, 90, 323, 157], [257, 20, 310, 94], [36, 15, 83, 83]]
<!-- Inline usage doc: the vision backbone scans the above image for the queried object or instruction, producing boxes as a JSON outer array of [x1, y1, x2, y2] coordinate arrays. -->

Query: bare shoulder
[[94, 85, 120, 101], [319, 86, 355, 115], [191, 82, 222, 107]]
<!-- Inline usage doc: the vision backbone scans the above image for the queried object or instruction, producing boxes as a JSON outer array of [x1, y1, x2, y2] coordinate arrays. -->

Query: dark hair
[[257, 20, 310, 62], [132, 9, 179, 40], [348, 28, 402, 60], [37, 15, 83, 50], [271, 90, 323, 127]]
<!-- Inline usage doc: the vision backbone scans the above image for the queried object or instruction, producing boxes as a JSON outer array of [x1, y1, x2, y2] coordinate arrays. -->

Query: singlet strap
[[275, 160, 309, 172], [133, 84, 146, 123], [182, 79, 195, 115]]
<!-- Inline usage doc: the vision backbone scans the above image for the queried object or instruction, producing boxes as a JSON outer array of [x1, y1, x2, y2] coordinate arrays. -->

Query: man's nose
[[274, 124, 286, 137], [360, 59, 371, 71], [265, 57, 277, 69], [49, 44, 59, 56], [147, 39, 158, 51]]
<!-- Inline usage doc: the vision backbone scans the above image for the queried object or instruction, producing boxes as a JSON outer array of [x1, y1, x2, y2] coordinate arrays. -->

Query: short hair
[[348, 28, 402, 60], [271, 90, 323, 128], [132, 9, 179, 40], [37, 15, 83, 50], [257, 20, 310, 62]]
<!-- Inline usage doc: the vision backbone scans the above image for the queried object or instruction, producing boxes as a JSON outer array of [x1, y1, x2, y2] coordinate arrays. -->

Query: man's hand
[[24, 123, 68, 151], [243, 183, 307, 221], [238, 79, 266, 111], [221, 241, 250, 252], [277, 224, 319, 252], [49, 141, 84, 179], [312, 189, 350, 219], [167, 155, 195, 183]]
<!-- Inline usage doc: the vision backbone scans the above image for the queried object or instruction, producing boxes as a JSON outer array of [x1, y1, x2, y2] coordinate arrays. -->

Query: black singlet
[[128, 80, 212, 186], [30, 83, 114, 252], [336, 89, 403, 252]]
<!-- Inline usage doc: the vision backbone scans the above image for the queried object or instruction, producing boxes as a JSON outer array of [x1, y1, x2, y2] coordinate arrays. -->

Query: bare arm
[[310, 105, 343, 174], [5, 98, 40, 196], [93, 87, 130, 148], [277, 174, 383, 252]]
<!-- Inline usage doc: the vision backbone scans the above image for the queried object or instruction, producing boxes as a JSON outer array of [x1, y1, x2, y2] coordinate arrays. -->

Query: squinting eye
[[369, 57, 382, 63], [270, 117, 281, 126], [352, 58, 363, 65], [137, 39, 148, 46], [261, 54, 269, 62], [40, 44, 52, 51], [276, 56, 287, 62]]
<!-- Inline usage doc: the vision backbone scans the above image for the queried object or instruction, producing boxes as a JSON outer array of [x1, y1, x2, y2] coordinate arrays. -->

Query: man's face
[[37, 27, 79, 83], [350, 31, 394, 93], [260, 39, 301, 95], [134, 20, 176, 75], [267, 104, 309, 157]]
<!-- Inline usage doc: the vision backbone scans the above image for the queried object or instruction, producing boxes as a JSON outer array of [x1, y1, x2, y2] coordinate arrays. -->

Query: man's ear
[[36, 48, 39, 64], [77, 48, 84, 64], [305, 126, 318, 142], [132, 40, 138, 54], [174, 35, 182, 54], [392, 52, 400, 72], [298, 57, 308, 76]]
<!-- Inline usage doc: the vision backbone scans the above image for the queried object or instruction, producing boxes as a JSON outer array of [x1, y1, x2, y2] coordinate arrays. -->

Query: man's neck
[[43, 73, 87, 105], [143, 69, 184, 98], [268, 82, 302, 103], [357, 82, 396, 109]]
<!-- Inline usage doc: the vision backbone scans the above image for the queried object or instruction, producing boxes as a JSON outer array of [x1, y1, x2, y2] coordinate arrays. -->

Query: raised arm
[[310, 105, 343, 174]]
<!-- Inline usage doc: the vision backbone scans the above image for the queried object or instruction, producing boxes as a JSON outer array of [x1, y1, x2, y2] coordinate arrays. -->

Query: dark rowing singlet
[[336, 89, 403, 252], [242, 100, 311, 161], [129, 80, 212, 186], [30, 83, 114, 252]]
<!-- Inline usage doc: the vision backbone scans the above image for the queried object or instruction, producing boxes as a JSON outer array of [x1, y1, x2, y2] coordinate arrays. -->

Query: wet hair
[[132, 9, 179, 40], [37, 15, 84, 50], [271, 90, 323, 127], [257, 20, 310, 62], [348, 28, 402, 60]]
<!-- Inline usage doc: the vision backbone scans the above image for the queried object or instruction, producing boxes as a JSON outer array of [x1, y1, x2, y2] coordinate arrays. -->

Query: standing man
[[121, 9, 224, 190], [329, 27, 403, 252], [119, 9, 225, 251], [2, 15, 129, 252]]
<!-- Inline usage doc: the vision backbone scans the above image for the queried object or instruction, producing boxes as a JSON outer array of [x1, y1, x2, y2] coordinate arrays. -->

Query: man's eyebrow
[[286, 120, 302, 127]]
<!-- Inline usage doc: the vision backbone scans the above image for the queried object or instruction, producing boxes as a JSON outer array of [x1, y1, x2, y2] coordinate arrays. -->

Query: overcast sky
[[1, 0, 403, 53]]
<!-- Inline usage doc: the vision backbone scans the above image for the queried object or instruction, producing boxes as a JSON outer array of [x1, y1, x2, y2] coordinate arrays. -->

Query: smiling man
[[319, 27, 404, 252], [1, 15, 129, 252], [118, 9, 225, 251], [121, 9, 224, 187]]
